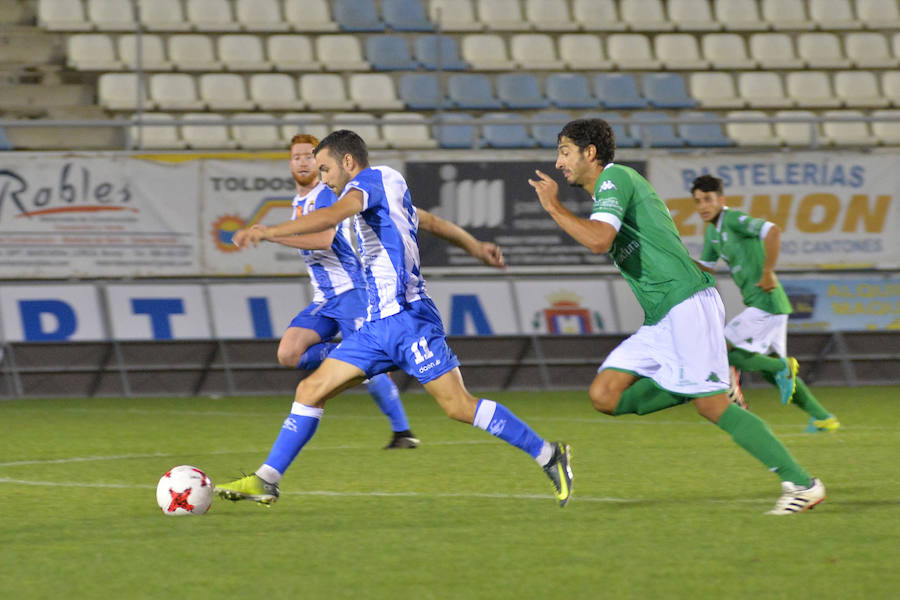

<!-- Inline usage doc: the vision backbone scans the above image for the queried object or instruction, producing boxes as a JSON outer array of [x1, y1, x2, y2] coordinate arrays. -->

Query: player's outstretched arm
[[528, 170, 616, 254], [757, 224, 782, 292], [233, 192, 364, 248], [417, 208, 505, 268], [249, 224, 336, 251]]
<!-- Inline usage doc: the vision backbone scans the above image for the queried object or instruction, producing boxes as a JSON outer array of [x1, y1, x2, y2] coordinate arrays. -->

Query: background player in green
[[691, 174, 840, 433], [529, 118, 824, 514]]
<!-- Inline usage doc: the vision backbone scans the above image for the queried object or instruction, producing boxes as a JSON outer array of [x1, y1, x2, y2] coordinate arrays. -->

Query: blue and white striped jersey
[[292, 181, 366, 303], [341, 166, 428, 320]]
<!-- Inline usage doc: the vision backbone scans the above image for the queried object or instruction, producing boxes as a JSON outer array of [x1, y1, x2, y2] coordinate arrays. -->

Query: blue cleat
[[774, 357, 799, 405]]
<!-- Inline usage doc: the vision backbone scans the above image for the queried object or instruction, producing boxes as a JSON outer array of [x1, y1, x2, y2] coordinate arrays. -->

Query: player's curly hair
[[314, 129, 369, 168], [558, 119, 616, 165], [289, 133, 319, 149], [691, 174, 724, 194]]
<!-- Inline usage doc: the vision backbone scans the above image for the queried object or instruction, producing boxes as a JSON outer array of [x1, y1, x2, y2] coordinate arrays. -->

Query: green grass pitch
[[1, 386, 897, 599]]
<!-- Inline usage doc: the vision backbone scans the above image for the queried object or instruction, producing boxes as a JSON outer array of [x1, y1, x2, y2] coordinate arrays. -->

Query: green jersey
[[592, 164, 715, 326], [699, 207, 792, 315]]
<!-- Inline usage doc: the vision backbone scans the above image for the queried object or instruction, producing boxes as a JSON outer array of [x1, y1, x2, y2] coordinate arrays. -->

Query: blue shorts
[[287, 288, 368, 341], [329, 298, 460, 384]]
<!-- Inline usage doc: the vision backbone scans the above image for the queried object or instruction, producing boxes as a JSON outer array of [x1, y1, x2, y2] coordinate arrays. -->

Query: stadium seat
[[476, 0, 529, 31], [607, 34, 662, 70], [871, 110, 900, 145], [85, 0, 134, 31], [786, 71, 841, 108], [333, 0, 385, 32], [594, 73, 649, 109], [348, 73, 405, 110], [546, 73, 597, 109], [316, 35, 370, 71], [630, 111, 685, 147], [774, 110, 823, 147], [181, 113, 237, 149], [38, 0, 91, 31], [118, 34, 172, 71], [398, 73, 447, 109], [558, 34, 612, 70], [797, 33, 851, 69], [668, 0, 721, 31], [586, 112, 639, 148], [235, 0, 289, 32], [761, 0, 814, 30], [620, 0, 674, 31], [167, 35, 220, 71], [414, 35, 468, 70], [299, 74, 355, 110], [427, 0, 481, 31], [185, 0, 240, 31], [482, 113, 537, 149], [809, 0, 862, 29], [654, 34, 710, 70], [283, 0, 338, 32], [366, 36, 418, 71], [530, 110, 569, 148], [447, 73, 503, 109], [218, 35, 272, 71], [67, 34, 121, 71], [434, 112, 480, 148], [725, 110, 782, 146], [381, 112, 438, 149], [138, 0, 190, 31], [231, 113, 281, 149], [510, 34, 564, 70], [822, 110, 873, 146], [199, 74, 254, 111], [331, 113, 387, 148], [281, 112, 328, 140], [150, 74, 204, 110], [267, 35, 321, 71], [856, 0, 900, 30], [496, 73, 550, 109], [712, 0, 761, 31], [523, 0, 579, 31], [98, 73, 153, 110], [461, 34, 515, 70], [748, 33, 803, 70], [702, 33, 755, 70], [642, 73, 696, 109], [678, 111, 734, 147], [882, 71, 900, 106], [0, 127, 12, 151], [571, 0, 626, 31], [834, 71, 890, 108], [129, 113, 186, 149], [382, 0, 434, 32], [737, 72, 792, 108], [688, 72, 743, 108], [844, 33, 898, 69], [249, 73, 302, 110]]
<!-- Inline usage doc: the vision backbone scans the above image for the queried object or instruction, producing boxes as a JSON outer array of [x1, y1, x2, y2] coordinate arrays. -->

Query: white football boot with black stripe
[[766, 477, 825, 515]]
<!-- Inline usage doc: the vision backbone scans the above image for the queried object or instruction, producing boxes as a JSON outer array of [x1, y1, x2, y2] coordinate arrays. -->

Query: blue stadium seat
[[382, 0, 434, 31], [530, 110, 570, 148], [434, 112, 481, 148], [414, 35, 468, 70], [447, 74, 504, 109], [482, 113, 538, 148], [546, 73, 597, 109], [585, 111, 640, 148], [629, 111, 686, 147], [678, 111, 735, 147], [593, 74, 649, 110], [496, 73, 550, 109], [333, 0, 386, 31], [366, 35, 418, 70], [642, 73, 697, 109], [398, 73, 448, 109]]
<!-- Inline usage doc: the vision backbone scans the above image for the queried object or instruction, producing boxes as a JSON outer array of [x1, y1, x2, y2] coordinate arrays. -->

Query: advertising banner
[[0, 155, 200, 277], [207, 281, 308, 339], [0, 284, 105, 341], [105, 284, 210, 340], [514, 279, 619, 334], [651, 153, 899, 268], [783, 276, 900, 332]]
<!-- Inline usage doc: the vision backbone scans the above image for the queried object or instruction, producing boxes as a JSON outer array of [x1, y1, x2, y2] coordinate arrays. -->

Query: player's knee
[[588, 381, 618, 415], [295, 375, 328, 406], [277, 344, 302, 368]]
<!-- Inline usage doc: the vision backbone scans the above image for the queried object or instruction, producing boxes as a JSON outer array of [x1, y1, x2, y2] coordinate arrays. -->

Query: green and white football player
[[529, 118, 824, 514], [691, 174, 839, 433]]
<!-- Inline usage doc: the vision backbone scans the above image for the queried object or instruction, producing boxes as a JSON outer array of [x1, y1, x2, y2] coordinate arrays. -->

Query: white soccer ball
[[156, 465, 213, 516]]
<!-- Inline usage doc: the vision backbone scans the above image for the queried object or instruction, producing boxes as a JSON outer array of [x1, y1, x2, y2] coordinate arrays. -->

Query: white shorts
[[600, 287, 729, 396], [725, 306, 788, 358]]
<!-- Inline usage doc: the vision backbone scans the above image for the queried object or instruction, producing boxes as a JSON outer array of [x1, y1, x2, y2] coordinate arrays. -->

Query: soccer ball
[[156, 465, 213, 516]]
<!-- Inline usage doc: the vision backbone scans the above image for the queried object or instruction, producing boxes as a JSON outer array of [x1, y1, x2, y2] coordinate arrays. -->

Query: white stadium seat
[[331, 112, 387, 148], [822, 110, 873, 146], [510, 34, 565, 70], [749, 33, 803, 70], [281, 112, 328, 141], [774, 110, 824, 146], [138, 0, 190, 31], [523, 0, 579, 32], [668, 0, 721, 31], [167, 35, 221, 71], [881, 71, 900, 106], [809, 0, 862, 30], [797, 33, 851, 69], [738, 72, 793, 108], [725, 110, 782, 146], [702, 33, 755, 70], [461, 34, 516, 70], [655, 34, 710, 70], [67, 34, 121, 71], [475, 0, 529, 31], [689, 72, 743, 109], [267, 35, 322, 71], [844, 33, 898, 69], [249, 73, 302, 110], [98, 73, 153, 110], [85, 0, 134, 31], [559, 34, 613, 70], [218, 35, 272, 71], [785, 71, 841, 108], [348, 73, 405, 110], [185, 0, 240, 31], [235, 0, 289, 31], [299, 74, 355, 110], [712, 0, 761, 31], [571, 0, 626, 31], [607, 34, 662, 70], [198, 74, 255, 111], [129, 113, 186, 149], [856, 0, 900, 30], [181, 113, 237, 149], [38, 0, 92, 31], [315, 35, 370, 71], [284, 0, 339, 31], [231, 112, 282, 149], [150, 73, 205, 111], [381, 112, 438, 149], [118, 34, 172, 71], [871, 110, 900, 145], [428, 0, 482, 32], [761, 0, 814, 30], [833, 71, 890, 108], [619, 0, 675, 31]]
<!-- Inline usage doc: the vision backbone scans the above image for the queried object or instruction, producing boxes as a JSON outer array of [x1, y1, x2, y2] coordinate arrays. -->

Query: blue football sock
[[472, 399, 546, 459], [296, 342, 338, 370], [366, 373, 410, 432], [260, 402, 323, 480]]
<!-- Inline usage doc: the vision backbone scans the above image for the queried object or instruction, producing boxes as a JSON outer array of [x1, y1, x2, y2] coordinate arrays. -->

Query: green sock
[[716, 404, 812, 486], [613, 377, 688, 416], [760, 373, 830, 420], [728, 347, 785, 376]]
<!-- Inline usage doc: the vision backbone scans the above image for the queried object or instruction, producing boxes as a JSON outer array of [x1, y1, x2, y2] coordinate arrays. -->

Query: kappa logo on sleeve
[[599, 180, 618, 192]]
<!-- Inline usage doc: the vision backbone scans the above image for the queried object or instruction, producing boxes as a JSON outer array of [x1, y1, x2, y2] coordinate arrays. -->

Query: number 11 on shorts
[[410, 337, 434, 364]]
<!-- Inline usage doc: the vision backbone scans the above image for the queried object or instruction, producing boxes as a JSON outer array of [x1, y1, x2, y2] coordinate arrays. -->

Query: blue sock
[[296, 342, 338, 370], [472, 399, 546, 459], [366, 374, 410, 432], [259, 402, 323, 481]]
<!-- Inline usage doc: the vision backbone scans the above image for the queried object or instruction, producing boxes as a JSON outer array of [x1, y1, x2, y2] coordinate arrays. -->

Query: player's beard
[[292, 171, 318, 187]]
